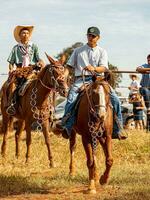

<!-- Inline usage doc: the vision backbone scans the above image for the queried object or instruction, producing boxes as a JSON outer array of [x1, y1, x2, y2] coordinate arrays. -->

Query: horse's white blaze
[[99, 85, 106, 118]]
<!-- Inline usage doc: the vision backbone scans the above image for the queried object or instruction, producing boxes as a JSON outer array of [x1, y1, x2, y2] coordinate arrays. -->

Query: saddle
[[18, 78, 34, 96], [5, 66, 41, 115]]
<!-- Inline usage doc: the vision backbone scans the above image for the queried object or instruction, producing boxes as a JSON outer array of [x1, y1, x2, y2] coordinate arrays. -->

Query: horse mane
[[37, 64, 49, 80], [92, 77, 111, 94]]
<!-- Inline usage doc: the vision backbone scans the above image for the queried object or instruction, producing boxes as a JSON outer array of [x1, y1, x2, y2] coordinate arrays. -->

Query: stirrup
[[6, 105, 16, 115]]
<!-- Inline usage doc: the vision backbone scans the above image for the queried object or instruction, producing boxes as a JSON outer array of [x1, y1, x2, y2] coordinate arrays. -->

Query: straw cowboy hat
[[129, 74, 139, 80], [14, 25, 34, 42]]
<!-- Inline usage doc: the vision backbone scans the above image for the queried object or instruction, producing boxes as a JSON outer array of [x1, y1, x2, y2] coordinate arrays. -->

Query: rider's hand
[[143, 71, 150, 74], [85, 65, 95, 72], [36, 60, 45, 68]]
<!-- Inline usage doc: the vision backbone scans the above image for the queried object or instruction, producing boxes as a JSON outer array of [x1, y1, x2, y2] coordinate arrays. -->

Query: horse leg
[[25, 124, 32, 163], [15, 120, 25, 158], [93, 154, 100, 185], [82, 135, 97, 194], [69, 129, 77, 176], [43, 121, 55, 168], [1, 116, 10, 158], [9, 117, 14, 132], [99, 135, 113, 185]]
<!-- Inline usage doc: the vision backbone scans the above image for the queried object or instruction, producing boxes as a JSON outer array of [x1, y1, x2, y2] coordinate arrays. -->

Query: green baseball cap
[[87, 26, 100, 36]]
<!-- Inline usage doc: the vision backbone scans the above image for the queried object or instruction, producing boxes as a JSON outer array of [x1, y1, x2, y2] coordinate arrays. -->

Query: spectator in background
[[128, 74, 140, 100], [136, 54, 150, 115], [132, 93, 145, 130]]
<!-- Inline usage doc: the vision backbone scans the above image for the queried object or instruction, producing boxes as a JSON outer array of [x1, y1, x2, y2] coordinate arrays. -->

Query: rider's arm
[[85, 65, 107, 73], [94, 66, 108, 73], [85, 49, 108, 73], [7, 46, 16, 73], [9, 63, 14, 73], [136, 66, 150, 73]]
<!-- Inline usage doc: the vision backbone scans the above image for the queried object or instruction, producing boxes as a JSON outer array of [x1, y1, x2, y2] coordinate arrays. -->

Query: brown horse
[[69, 77, 113, 194], [0, 55, 68, 167]]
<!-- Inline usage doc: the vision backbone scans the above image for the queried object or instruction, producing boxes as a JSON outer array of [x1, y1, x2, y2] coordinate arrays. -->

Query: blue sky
[[0, 0, 150, 95]]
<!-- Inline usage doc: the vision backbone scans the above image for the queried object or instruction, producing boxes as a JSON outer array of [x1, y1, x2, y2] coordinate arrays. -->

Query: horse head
[[90, 77, 109, 121], [45, 53, 68, 97]]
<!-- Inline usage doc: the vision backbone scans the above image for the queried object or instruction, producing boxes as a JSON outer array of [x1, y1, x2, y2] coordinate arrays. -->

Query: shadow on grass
[[0, 173, 149, 200], [43, 172, 88, 185], [0, 172, 88, 198], [0, 174, 49, 198]]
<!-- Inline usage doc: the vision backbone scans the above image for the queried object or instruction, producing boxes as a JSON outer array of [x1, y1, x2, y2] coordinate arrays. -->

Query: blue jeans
[[140, 87, 150, 109], [62, 77, 123, 136]]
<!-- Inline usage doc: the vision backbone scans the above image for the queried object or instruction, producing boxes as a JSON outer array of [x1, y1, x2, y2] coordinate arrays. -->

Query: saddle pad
[[18, 79, 32, 96]]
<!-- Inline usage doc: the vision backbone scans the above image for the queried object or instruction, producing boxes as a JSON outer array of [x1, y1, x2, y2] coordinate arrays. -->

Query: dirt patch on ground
[[0, 185, 120, 200]]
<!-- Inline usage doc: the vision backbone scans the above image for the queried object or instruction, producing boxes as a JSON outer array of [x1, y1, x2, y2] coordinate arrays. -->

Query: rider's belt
[[16, 63, 23, 68]]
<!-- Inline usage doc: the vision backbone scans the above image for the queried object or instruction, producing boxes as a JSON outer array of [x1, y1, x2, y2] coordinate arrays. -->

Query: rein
[[39, 78, 54, 91], [82, 69, 95, 112], [38, 64, 65, 92], [30, 63, 66, 131], [81, 69, 110, 154]]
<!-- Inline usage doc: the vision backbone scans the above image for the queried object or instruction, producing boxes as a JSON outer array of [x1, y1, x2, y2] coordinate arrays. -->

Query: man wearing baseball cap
[[87, 26, 100, 36], [53, 26, 126, 140]]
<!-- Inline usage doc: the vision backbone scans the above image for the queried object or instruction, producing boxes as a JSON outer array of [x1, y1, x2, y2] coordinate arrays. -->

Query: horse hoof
[[86, 189, 96, 194], [49, 163, 56, 168], [99, 175, 108, 185], [1, 154, 6, 159], [69, 172, 75, 178], [15, 155, 20, 159], [95, 179, 100, 185], [25, 159, 30, 165]]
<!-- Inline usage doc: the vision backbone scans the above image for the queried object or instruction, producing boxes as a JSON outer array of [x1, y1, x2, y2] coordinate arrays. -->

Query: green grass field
[[0, 130, 149, 200]]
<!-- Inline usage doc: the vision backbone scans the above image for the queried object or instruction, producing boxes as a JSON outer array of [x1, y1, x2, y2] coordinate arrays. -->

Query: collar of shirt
[[18, 42, 33, 48], [86, 43, 98, 51]]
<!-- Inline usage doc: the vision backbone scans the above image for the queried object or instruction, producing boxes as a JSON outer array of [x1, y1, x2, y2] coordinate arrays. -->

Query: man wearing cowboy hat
[[128, 74, 140, 97], [5, 25, 44, 113], [8, 25, 44, 72]]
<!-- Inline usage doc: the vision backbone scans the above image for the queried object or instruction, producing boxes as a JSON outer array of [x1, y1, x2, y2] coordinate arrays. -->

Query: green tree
[[56, 42, 83, 64], [56, 42, 122, 89], [108, 63, 122, 89]]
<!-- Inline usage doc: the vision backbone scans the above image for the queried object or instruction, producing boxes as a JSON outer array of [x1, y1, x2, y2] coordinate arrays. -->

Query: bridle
[[82, 69, 111, 153], [38, 63, 66, 92], [30, 63, 66, 131]]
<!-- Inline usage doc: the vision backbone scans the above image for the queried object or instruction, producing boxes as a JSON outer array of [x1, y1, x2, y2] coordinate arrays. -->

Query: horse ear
[[59, 54, 67, 65], [45, 52, 55, 64]]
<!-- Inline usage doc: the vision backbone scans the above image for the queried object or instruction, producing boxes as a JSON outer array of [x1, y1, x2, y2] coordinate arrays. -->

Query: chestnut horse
[[69, 76, 113, 194], [0, 55, 68, 167]]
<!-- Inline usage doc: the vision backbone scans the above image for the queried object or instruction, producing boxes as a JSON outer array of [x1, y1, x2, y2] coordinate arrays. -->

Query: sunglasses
[[87, 34, 97, 38]]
